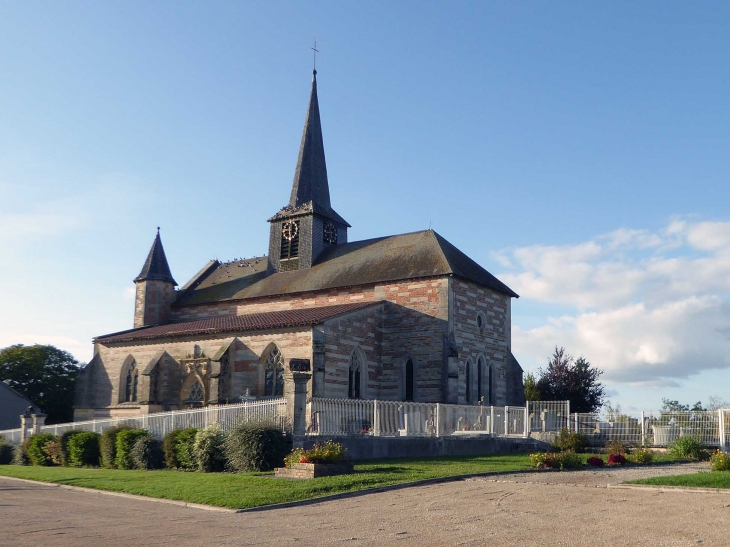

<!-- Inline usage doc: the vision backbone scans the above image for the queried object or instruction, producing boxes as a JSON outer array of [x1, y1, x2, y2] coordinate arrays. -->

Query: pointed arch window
[[264, 345, 285, 397], [477, 356, 485, 403], [405, 359, 414, 401], [465, 359, 472, 403], [348, 348, 365, 399], [125, 361, 138, 403]]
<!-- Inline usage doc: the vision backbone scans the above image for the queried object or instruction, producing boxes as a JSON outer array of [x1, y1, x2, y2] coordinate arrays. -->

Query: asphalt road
[[1, 463, 728, 547]]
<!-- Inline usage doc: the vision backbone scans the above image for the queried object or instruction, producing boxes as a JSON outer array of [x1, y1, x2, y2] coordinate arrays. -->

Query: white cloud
[[124, 287, 136, 299], [504, 219, 730, 386], [0, 331, 91, 363]]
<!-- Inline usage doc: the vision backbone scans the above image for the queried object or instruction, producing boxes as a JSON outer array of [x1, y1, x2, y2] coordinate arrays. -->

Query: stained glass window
[[189, 380, 204, 401]]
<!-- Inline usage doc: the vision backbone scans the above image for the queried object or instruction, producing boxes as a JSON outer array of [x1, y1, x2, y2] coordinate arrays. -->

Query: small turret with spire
[[267, 67, 350, 273], [133, 228, 177, 328]]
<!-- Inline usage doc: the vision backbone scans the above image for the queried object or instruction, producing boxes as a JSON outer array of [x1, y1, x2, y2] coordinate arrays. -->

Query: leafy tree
[[535, 347, 605, 413], [0, 344, 83, 424], [524, 372, 542, 401]]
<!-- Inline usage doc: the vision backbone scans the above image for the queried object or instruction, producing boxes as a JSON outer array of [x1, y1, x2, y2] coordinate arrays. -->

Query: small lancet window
[[348, 349, 363, 399], [125, 362, 138, 403], [465, 360, 472, 403], [264, 345, 285, 397], [405, 359, 414, 401]]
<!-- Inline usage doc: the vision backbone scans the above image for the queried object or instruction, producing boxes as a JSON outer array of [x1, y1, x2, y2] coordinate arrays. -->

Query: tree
[[524, 372, 542, 401], [535, 347, 605, 413], [0, 344, 83, 424], [706, 396, 730, 411]]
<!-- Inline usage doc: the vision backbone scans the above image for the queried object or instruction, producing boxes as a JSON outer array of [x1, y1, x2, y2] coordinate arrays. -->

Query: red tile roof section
[[95, 301, 380, 344]]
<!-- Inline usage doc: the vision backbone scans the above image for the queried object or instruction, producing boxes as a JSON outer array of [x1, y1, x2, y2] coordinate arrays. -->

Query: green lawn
[[630, 471, 730, 489], [0, 454, 533, 510]]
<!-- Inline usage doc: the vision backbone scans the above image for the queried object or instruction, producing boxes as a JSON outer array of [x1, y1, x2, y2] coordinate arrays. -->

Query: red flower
[[300, 457, 309, 464]]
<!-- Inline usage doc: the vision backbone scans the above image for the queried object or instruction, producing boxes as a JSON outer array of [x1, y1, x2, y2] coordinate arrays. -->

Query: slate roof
[[268, 70, 349, 227], [95, 301, 380, 343], [134, 230, 177, 285], [174, 229, 518, 307]]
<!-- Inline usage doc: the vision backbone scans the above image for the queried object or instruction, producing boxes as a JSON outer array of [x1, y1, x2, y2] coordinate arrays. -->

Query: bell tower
[[268, 70, 350, 273]]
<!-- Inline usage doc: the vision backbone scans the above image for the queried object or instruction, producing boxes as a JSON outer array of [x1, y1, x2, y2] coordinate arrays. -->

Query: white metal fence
[[0, 399, 288, 445], [574, 409, 730, 448], [305, 398, 544, 438]]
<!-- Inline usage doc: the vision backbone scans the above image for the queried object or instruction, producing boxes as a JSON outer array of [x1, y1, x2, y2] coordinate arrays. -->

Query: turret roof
[[134, 229, 177, 285]]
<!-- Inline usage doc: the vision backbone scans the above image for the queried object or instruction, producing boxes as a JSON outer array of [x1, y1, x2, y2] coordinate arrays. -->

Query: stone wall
[[134, 280, 176, 328], [451, 279, 511, 406], [75, 327, 313, 419]]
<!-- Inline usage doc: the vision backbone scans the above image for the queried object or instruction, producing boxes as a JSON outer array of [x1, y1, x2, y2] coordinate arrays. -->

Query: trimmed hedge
[[100, 426, 132, 469], [114, 429, 149, 470], [175, 428, 198, 471], [162, 430, 183, 469], [130, 435, 164, 470], [25, 433, 59, 466], [67, 432, 101, 467], [60, 430, 81, 466], [194, 424, 226, 473], [224, 422, 288, 472]]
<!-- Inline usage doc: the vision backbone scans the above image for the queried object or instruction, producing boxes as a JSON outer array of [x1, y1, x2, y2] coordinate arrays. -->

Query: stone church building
[[74, 70, 525, 420]]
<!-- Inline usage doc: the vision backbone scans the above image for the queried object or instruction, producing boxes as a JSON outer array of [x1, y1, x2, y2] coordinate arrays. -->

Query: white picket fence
[[305, 398, 561, 438], [0, 399, 288, 445]]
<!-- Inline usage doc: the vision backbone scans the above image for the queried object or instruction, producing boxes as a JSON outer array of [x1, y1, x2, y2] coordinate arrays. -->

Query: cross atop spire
[[311, 40, 319, 73]]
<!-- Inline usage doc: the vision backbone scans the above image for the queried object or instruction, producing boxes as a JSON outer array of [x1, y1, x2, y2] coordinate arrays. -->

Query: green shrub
[[552, 429, 588, 453], [175, 428, 199, 471], [603, 440, 628, 455], [66, 432, 101, 467], [224, 422, 288, 472], [669, 435, 705, 460], [129, 435, 164, 470], [25, 434, 58, 466], [0, 443, 13, 465], [114, 429, 149, 470], [284, 440, 347, 468], [710, 450, 730, 471], [44, 437, 64, 466], [12, 444, 28, 465], [59, 430, 82, 466], [163, 430, 183, 469], [630, 448, 654, 465], [100, 426, 132, 469], [193, 423, 226, 472], [529, 451, 583, 470]]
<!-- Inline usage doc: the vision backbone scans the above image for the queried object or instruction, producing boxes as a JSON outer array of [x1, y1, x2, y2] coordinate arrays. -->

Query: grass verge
[[0, 453, 532, 510], [629, 471, 730, 489]]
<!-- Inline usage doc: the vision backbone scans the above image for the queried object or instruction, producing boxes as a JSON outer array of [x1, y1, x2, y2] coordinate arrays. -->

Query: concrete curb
[[0, 475, 238, 513], [610, 483, 730, 495]]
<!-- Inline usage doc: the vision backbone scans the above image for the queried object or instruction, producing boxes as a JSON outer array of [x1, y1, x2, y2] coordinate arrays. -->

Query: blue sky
[[1, 2, 729, 411]]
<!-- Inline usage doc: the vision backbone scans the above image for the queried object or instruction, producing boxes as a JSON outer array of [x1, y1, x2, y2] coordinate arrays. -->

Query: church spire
[[289, 70, 331, 210], [134, 228, 177, 285]]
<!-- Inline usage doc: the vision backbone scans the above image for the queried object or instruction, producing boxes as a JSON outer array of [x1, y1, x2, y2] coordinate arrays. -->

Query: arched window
[[188, 380, 204, 402], [465, 359, 472, 403], [124, 361, 138, 403], [348, 347, 366, 399], [477, 356, 485, 403], [405, 359, 414, 401], [264, 345, 284, 397]]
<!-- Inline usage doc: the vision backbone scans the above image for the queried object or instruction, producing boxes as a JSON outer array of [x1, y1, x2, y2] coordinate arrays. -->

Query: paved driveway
[[1, 463, 728, 547]]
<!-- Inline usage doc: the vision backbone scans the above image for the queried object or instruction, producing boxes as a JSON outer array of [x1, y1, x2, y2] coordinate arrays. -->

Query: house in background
[[0, 382, 40, 430]]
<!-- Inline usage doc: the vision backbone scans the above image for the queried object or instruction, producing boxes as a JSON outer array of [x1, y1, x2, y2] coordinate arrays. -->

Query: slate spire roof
[[134, 228, 177, 285], [270, 70, 349, 226]]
